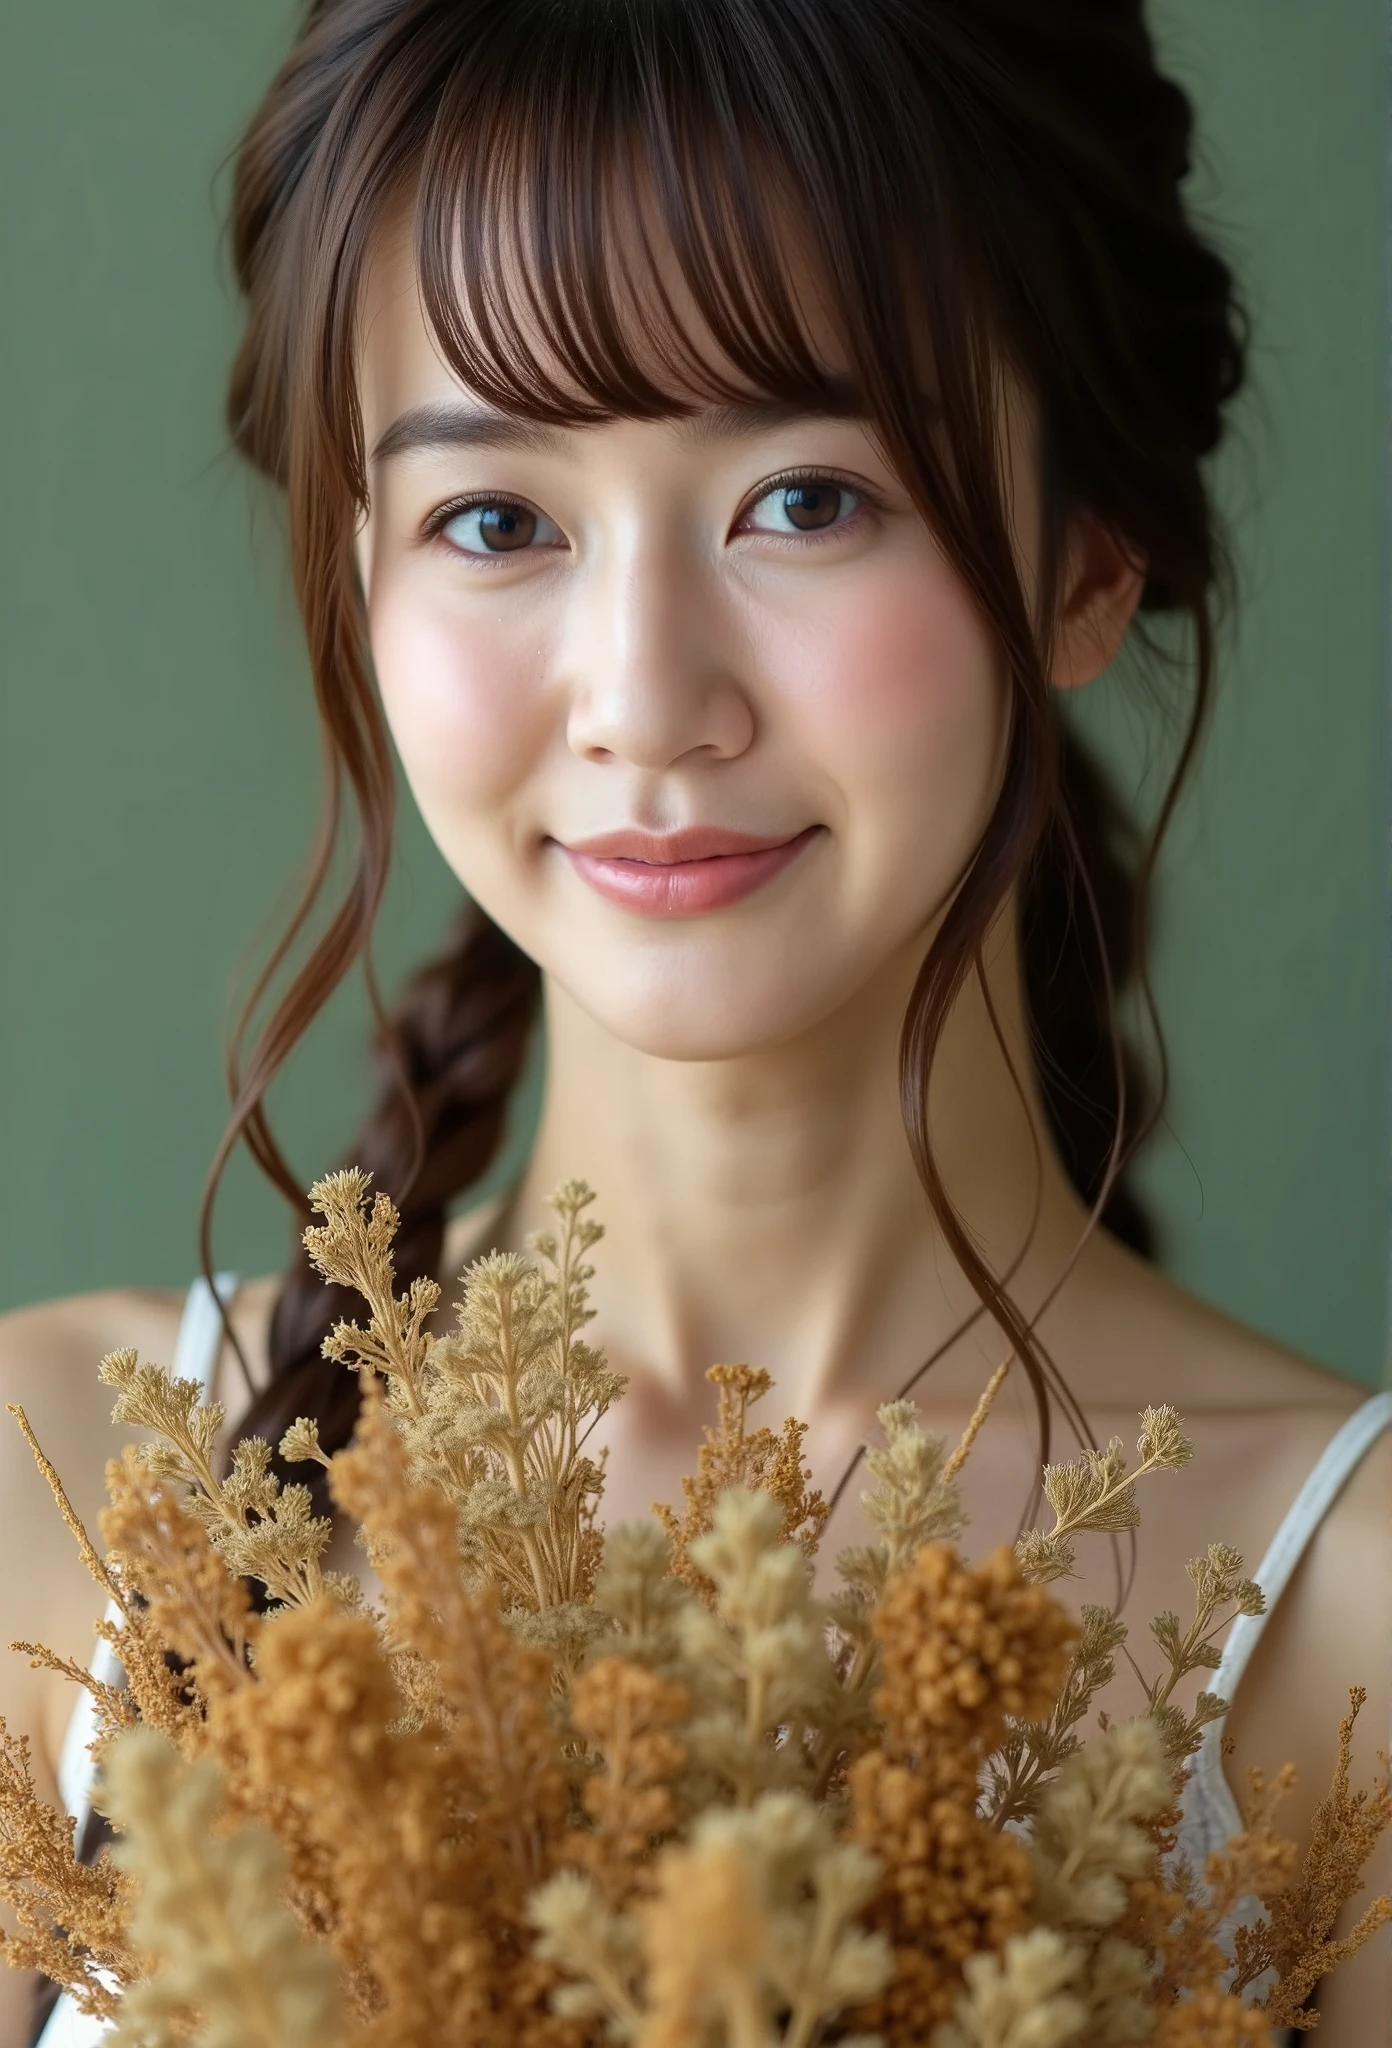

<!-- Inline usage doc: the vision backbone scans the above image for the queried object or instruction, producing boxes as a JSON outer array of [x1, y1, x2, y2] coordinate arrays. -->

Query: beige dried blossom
[[306, 1176, 624, 1668], [835, 1399, 966, 1606], [590, 1522, 693, 1674], [641, 1793, 892, 2048], [97, 1725, 341, 2048], [1030, 1718, 1174, 1932], [677, 1487, 842, 1808], [931, 1926, 1089, 2048], [1015, 1408, 1193, 1585]]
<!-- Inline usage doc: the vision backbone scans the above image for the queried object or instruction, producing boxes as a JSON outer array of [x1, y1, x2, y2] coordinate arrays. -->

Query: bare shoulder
[[0, 1271, 281, 1778], [0, 1282, 187, 1526], [1070, 1223, 1374, 1420], [0, 1286, 187, 1784], [1067, 1234, 1391, 2031]]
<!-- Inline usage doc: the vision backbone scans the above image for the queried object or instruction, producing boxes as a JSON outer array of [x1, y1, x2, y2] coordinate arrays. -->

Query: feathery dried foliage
[[1014, 1408, 1193, 1587], [97, 1349, 334, 1613], [307, 1174, 625, 1665], [654, 1364, 829, 1605], [2, 1173, 1387, 2047], [0, 1719, 133, 2018], [1232, 1688, 1392, 2027]]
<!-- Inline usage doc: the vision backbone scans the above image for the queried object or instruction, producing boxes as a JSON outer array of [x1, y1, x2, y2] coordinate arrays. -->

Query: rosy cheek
[[370, 581, 551, 812], [777, 567, 1004, 788]]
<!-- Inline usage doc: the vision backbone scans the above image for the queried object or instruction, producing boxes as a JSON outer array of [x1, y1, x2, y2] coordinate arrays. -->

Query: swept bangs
[[308, 0, 1020, 628]]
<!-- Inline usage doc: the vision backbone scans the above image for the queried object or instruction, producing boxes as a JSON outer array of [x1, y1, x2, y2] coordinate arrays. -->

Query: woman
[[2, 1, 1387, 2040]]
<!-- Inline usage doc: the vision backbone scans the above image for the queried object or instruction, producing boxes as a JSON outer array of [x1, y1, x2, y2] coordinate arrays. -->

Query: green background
[[1, 2, 1387, 1389]]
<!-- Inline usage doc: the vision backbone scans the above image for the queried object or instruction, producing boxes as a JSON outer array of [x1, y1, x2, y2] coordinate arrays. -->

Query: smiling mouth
[[556, 824, 823, 917]]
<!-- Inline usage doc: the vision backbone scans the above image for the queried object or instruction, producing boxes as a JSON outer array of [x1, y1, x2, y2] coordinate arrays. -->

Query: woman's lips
[[558, 825, 821, 917]]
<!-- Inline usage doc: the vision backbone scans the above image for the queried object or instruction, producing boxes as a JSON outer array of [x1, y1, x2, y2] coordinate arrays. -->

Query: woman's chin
[[550, 961, 843, 1065]]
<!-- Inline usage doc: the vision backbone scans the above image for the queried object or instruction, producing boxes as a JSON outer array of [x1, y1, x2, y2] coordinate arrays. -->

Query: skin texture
[[0, 207, 1386, 2041]]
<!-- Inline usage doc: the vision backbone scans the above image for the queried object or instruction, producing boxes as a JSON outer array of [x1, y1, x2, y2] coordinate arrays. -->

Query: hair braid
[[233, 901, 540, 1505]]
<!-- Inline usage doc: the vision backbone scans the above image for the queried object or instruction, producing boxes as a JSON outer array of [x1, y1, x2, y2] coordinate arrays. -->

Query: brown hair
[[207, 0, 1245, 1498]]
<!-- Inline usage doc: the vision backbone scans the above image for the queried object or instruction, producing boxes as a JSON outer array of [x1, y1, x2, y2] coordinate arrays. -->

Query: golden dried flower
[[849, 1752, 1034, 2038], [99, 1447, 257, 1701], [1236, 1688, 1392, 2025], [0, 1719, 133, 2018], [564, 1658, 690, 1903], [655, 1364, 828, 1604], [1155, 1986, 1276, 2046], [872, 1544, 1079, 1780]]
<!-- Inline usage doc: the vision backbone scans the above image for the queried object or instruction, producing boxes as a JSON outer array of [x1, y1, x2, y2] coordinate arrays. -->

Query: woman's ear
[[1051, 511, 1147, 689]]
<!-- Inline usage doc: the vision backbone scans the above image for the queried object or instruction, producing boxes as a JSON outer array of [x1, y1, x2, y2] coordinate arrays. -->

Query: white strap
[[1210, 1391, 1392, 1710], [1181, 1391, 1392, 1864], [54, 1273, 240, 1826], [31, 1994, 116, 2048], [171, 1270, 243, 1394]]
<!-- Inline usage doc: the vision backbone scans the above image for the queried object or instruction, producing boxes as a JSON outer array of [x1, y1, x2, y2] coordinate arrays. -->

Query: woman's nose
[[563, 542, 756, 769]]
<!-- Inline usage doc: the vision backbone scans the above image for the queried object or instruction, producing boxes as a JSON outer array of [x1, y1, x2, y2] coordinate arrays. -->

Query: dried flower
[[1155, 1987, 1276, 2046], [932, 1927, 1088, 2048], [0, 1719, 133, 2018], [836, 1400, 965, 1606], [1030, 1719, 1173, 1932], [872, 1544, 1078, 1779], [1016, 1409, 1194, 1585], [985, 1605, 1129, 1829], [1238, 1688, 1392, 2026], [655, 1365, 828, 1606], [97, 1725, 341, 2048], [562, 1658, 690, 1903], [3, 1177, 1387, 2048]]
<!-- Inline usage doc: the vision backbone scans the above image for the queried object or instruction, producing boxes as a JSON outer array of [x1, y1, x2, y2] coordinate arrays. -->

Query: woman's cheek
[[779, 568, 1008, 820], [370, 579, 552, 813]]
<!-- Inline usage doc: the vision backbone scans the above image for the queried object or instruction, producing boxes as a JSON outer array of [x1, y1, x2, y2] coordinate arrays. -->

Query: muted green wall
[[1, 3, 1387, 1388]]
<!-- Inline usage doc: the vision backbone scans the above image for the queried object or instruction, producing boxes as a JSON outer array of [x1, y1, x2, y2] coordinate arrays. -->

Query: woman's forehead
[[355, 174, 854, 439]]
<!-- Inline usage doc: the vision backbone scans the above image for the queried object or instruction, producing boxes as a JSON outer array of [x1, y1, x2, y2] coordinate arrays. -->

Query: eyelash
[[419, 466, 883, 564]]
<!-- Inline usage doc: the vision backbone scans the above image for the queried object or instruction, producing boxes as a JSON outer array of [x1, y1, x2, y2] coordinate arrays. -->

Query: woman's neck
[[500, 893, 1096, 1434]]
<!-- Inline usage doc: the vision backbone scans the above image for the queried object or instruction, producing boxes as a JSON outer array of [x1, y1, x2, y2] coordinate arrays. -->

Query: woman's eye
[[437, 499, 561, 557], [744, 477, 861, 537]]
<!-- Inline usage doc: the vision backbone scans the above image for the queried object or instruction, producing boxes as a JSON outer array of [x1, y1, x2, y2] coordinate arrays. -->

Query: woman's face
[[354, 213, 1036, 1061]]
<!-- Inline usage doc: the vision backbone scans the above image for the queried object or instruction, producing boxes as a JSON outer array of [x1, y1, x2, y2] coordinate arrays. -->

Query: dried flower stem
[[6, 1405, 130, 1618], [943, 1355, 1013, 1485]]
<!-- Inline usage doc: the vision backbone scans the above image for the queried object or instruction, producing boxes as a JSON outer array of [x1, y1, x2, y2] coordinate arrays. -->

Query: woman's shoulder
[[1073, 1222, 1378, 1423], [0, 1281, 190, 1500], [0, 1284, 195, 1793]]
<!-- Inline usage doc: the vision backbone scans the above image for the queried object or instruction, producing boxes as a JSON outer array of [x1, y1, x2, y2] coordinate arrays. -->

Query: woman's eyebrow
[[369, 381, 870, 465], [371, 402, 565, 462]]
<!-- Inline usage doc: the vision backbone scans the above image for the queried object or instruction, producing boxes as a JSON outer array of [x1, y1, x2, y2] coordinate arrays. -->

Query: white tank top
[[34, 1278, 1392, 2044]]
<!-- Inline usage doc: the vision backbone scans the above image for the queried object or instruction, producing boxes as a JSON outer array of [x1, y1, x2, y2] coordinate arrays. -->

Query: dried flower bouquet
[[1, 1175, 1387, 2047]]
